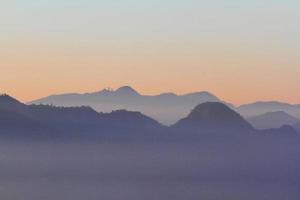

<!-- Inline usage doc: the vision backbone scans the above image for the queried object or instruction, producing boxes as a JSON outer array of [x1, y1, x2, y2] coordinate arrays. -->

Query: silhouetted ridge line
[[0, 94, 25, 106], [260, 125, 298, 135], [0, 94, 298, 138], [29, 86, 221, 125], [115, 86, 140, 96], [173, 102, 254, 133], [238, 101, 300, 119], [0, 94, 165, 136], [247, 111, 300, 129]]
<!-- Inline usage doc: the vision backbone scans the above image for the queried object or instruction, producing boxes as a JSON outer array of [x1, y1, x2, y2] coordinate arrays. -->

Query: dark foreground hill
[[172, 102, 254, 134]]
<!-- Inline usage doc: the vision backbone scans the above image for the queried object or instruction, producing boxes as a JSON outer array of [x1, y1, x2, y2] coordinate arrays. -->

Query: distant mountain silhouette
[[29, 86, 220, 125], [238, 101, 300, 119], [247, 111, 300, 130], [173, 102, 254, 134], [260, 125, 299, 135]]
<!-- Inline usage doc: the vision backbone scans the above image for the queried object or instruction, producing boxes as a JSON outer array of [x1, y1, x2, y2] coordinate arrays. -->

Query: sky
[[0, 0, 300, 105]]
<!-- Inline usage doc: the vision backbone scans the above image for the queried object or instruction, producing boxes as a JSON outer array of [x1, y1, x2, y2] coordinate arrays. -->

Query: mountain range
[[237, 101, 300, 119], [0, 94, 165, 137], [30, 86, 300, 128], [1, 94, 299, 138], [247, 111, 300, 130], [30, 86, 220, 125]]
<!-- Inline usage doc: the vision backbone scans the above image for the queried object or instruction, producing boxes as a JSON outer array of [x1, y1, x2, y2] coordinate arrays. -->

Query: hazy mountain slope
[[0, 94, 50, 134], [28, 105, 165, 134], [101, 110, 165, 131], [238, 101, 300, 119], [1, 95, 165, 135], [28, 104, 104, 133], [1, 94, 298, 138], [259, 125, 299, 135], [247, 111, 300, 129], [0, 94, 30, 115], [173, 102, 253, 133], [29, 86, 220, 125]]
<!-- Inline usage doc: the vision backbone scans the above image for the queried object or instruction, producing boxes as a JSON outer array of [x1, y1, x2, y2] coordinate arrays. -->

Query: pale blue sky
[[2, 0, 299, 44]]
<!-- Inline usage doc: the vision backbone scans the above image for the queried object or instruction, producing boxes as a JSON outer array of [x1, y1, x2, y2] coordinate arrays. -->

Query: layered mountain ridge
[[0, 94, 164, 136], [238, 101, 300, 119], [247, 111, 300, 130], [30, 87, 300, 126], [30, 86, 220, 125], [1, 94, 298, 138]]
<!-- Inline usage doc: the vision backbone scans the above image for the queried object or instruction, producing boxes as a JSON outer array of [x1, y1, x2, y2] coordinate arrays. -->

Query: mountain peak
[[115, 86, 140, 96], [174, 102, 253, 133], [183, 91, 220, 102], [188, 102, 241, 120], [0, 94, 24, 106], [187, 91, 216, 96], [98, 88, 114, 94], [0, 93, 17, 100], [0, 94, 29, 115]]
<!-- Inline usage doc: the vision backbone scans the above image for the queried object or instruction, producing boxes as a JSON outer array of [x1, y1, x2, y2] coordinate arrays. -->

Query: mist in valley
[[0, 134, 299, 200]]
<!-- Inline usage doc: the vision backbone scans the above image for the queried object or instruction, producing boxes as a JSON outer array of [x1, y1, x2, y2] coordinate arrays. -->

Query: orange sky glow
[[1, 1, 299, 105]]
